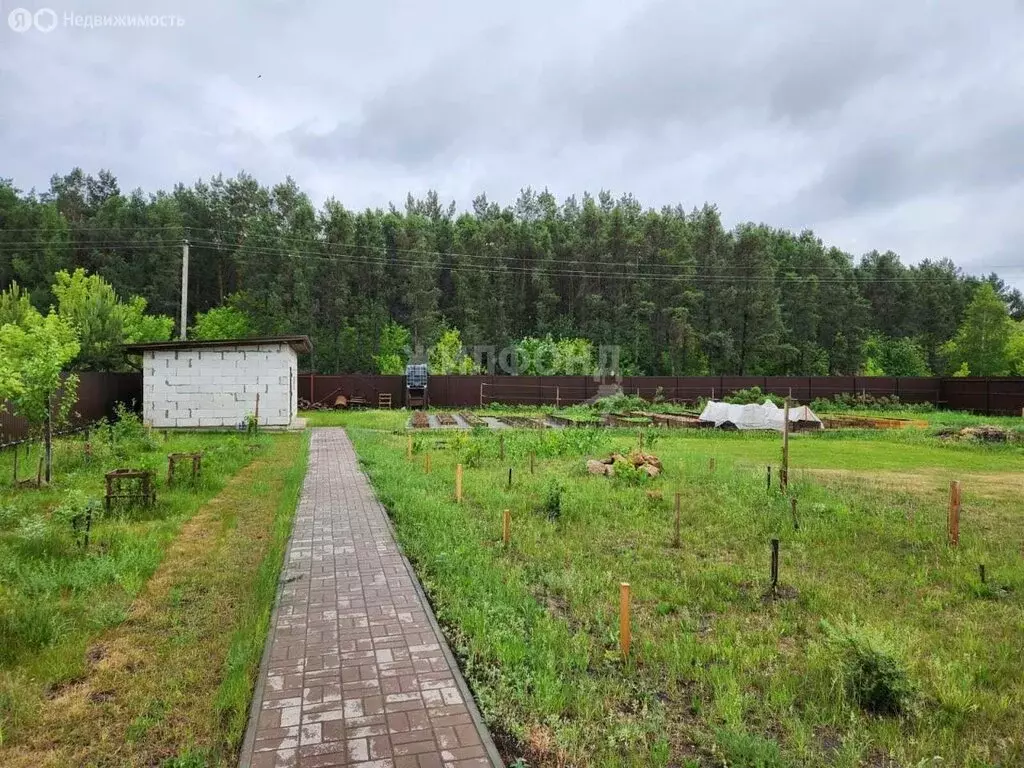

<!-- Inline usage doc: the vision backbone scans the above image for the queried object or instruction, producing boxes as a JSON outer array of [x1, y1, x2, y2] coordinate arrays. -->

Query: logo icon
[[8, 7, 33, 32], [34, 8, 57, 32]]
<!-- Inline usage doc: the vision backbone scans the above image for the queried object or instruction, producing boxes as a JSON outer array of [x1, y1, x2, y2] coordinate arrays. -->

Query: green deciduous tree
[[52, 268, 173, 370], [191, 302, 254, 340], [374, 321, 411, 374], [860, 335, 931, 377], [0, 306, 80, 481], [940, 283, 1012, 376], [429, 328, 477, 374]]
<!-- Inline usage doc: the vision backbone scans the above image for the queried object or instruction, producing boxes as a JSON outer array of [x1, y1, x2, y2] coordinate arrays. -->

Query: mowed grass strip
[[0, 431, 308, 767], [341, 411, 1024, 768]]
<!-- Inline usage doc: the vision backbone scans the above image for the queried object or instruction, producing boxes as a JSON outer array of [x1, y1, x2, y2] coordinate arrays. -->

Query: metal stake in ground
[[770, 539, 780, 594], [790, 497, 799, 530], [766, 465, 772, 491], [508, 467, 513, 489]]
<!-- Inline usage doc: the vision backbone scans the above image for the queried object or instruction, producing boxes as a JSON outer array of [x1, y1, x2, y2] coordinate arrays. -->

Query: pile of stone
[[586, 451, 663, 478]]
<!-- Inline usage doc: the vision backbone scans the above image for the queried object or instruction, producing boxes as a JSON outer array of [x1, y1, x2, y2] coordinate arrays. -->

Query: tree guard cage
[[406, 364, 428, 409]]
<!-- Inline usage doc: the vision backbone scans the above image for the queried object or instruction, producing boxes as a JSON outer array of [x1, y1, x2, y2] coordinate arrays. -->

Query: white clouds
[[1, 0, 1022, 282]]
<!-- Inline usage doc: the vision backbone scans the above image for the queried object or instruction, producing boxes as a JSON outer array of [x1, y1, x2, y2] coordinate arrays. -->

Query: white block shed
[[126, 336, 311, 429]]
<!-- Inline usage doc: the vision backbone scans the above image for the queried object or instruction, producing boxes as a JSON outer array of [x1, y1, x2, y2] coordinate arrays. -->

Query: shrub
[[541, 479, 564, 521], [723, 387, 785, 407], [822, 619, 915, 715], [811, 393, 935, 413], [611, 457, 648, 487]]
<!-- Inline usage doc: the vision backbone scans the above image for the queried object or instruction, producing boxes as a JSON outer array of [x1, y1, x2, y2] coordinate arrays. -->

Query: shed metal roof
[[124, 335, 312, 354]]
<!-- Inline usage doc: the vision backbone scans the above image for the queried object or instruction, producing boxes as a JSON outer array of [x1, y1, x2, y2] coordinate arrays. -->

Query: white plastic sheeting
[[698, 400, 822, 431]]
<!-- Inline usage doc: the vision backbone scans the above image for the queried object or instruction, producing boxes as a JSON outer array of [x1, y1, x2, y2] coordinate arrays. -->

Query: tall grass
[[343, 414, 1024, 767]]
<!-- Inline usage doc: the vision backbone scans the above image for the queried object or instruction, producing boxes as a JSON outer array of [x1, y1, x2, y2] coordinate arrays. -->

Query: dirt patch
[[805, 468, 1024, 501]]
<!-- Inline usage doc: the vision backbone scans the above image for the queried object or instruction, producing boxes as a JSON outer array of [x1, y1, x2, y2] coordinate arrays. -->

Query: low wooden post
[[425, 452, 432, 474], [790, 497, 799, 530], [619, 582, 631, 659], [530, 452, 535, 474], [709, 457, 716, 472], [979, 563, 987, 584], [455, 463, 463, 503], [407, 435, 413, 460], [948, 480, 961, 547], [479, 382, 484, 407], [502, 509, 511, 545], [770, 539, 780, 593], [673, 491, 681, 548], [780, 400, 790, 492]]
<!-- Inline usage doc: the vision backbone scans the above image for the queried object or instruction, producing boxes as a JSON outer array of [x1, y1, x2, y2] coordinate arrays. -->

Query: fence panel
[[1, 371, 142, 445]]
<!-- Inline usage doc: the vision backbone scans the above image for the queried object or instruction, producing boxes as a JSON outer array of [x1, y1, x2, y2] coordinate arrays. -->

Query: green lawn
[[329, 409, 1024, 767], [0, 418, 308, 766]]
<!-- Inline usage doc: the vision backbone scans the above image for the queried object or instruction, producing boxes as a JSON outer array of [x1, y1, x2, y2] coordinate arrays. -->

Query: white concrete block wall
[[142, 344, 300, 428]]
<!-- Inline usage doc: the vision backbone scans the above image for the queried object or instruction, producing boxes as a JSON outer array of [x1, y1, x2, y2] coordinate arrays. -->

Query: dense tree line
[[2, 168, 1022, 376]]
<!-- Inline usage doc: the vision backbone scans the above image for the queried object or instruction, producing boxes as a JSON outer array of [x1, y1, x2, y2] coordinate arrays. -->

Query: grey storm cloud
[[1, 0, 1023, 282]]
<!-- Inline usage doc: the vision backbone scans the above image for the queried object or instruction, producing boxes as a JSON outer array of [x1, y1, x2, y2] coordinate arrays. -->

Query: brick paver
[[239, 429, 500, 768]]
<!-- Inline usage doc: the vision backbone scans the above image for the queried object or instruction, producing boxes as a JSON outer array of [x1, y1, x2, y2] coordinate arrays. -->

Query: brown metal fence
[[295, 374, 1023, 414], [0, 372, 143, 445], [3, 373, 1022, 440]]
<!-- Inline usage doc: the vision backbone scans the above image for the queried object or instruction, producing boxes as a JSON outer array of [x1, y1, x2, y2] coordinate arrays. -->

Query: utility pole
[[179, 235, 189, 340]]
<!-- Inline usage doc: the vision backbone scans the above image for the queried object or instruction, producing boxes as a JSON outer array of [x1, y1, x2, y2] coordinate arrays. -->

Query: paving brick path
[[239, 428, 500, 768]]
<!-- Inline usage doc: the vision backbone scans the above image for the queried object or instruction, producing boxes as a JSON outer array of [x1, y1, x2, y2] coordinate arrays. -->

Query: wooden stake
[[948, 480, 961, 547], [673, 491, 681, 548], [781, 400, 790, 492], [425, 452, 431, 474], [530, 452, 535, 474], [479, 382, 484, 407], [790, 497, 799, 530], [502, 509, 511, 545], [455, 463, 463, 503], [619, 582, 631, 659], [770, 539, 780, 593], [36, 455, 44, 488], [709, 457, 716, 472], [979, 563, 986, 584]]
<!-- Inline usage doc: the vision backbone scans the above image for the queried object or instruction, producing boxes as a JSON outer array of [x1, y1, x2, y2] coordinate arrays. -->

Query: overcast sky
[[2, 0, 1022, 284]]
